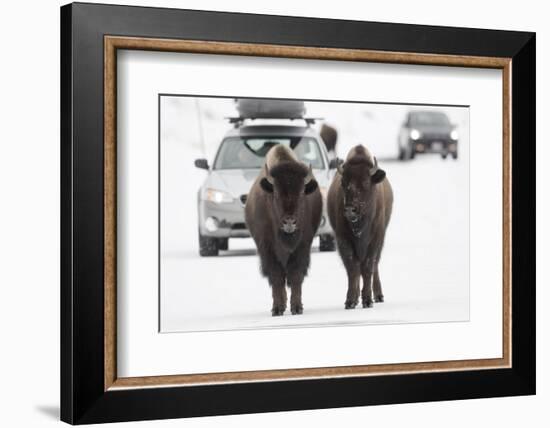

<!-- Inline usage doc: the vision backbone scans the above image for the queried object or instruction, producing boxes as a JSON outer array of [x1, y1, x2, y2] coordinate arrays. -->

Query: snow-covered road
[[160, 154, 469, 333]]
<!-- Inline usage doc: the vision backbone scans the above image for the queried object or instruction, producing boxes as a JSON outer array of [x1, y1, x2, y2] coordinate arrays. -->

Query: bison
[[327, 145, 393, 309], [320, 123, 338, 155], [245, 144, 322, 316]]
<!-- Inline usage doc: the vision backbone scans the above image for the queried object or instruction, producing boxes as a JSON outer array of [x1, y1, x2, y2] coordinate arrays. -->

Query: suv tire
[[199, 233, 219, 256], [319, 234, 336, 252], [398, 147, 406, 161]]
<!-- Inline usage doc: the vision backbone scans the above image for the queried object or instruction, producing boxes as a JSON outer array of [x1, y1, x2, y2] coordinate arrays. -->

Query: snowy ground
[[160, 97, 469, 333]]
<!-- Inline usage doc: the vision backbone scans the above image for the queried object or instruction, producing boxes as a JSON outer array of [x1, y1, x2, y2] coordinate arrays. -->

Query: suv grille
[[423, 132, 450, 140]]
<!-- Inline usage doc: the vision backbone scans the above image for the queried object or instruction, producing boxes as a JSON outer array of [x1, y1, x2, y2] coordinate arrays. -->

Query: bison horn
[[305, 164, 314, 184], [337, 161, 344, 175], [264, 164, 275, 185], [369, 156, 379, 177]]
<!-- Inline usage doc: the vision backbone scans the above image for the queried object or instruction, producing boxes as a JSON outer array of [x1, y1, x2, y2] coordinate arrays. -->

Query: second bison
[[327, 145, 393, 309], [245, 144, 322, 316]]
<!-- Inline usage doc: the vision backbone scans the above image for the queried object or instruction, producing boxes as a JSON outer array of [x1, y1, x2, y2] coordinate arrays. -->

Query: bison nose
[[281, 216, 297, 234], [344, 206, 359, 222]]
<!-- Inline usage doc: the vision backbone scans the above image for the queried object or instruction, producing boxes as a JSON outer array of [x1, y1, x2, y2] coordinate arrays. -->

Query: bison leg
[[344, 265, 360, 309], [337, 241, 360, 309], [287, 270, 305, 315], [269, 268, 287, 316], [361, 262, 374, 308], [287, 247, 310, 315], [373, 265, 384, 303]]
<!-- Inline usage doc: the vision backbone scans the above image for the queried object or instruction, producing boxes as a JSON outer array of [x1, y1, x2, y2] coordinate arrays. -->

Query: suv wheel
[[199, 233, 219, 256], [319, 234, 336, 252], [398, 147, 405, 161]]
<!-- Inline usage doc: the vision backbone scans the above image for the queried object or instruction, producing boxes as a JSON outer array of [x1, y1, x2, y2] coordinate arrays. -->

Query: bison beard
[[327, 145, 393, 309], [245, 145, 322, 316]]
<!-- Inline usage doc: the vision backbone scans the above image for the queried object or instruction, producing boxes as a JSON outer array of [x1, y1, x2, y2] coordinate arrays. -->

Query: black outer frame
[[60, 2, 535, 424]]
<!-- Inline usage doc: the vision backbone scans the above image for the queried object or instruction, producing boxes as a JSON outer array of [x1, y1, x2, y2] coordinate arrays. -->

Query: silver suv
[[195, 121, 336, 256]]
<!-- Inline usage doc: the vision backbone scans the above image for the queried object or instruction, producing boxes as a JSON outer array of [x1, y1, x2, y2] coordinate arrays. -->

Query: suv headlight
[[450, 129, 459, 140], [410, 129, 421, 140], [204, 188, 233, 203]]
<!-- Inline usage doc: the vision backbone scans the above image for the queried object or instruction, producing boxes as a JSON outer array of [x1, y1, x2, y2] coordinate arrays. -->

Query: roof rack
[[225, 117, 323, 128]]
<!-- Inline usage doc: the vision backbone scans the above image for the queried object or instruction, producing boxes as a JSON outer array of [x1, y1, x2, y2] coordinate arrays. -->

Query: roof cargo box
[[235, 99, 306, 119]]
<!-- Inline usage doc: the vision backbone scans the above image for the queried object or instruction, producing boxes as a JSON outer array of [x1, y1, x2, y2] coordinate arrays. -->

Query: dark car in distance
[[397, 111, 459, 160]]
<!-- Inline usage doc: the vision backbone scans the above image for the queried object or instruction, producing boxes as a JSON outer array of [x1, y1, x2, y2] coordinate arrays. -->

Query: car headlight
[[450, 129, 459, 140], [204, 188, 233, 203], [410, 129, 421, 140]]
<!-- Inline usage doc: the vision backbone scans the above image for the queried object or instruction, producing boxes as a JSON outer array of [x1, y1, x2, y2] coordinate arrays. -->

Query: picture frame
[[60, 2, 535, 424]]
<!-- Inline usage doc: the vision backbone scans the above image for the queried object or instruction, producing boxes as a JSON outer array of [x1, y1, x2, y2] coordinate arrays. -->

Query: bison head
[[337, 153, 385, 237], [260, 161, 318, 242]]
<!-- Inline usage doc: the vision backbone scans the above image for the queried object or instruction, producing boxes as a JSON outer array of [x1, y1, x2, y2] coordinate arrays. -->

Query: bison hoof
[[375, 295, 384, 303], [362, 299, 373, 308], [271, 306, 286, 316], [345, 301, 357, 309], [291, 304, 303, 315]]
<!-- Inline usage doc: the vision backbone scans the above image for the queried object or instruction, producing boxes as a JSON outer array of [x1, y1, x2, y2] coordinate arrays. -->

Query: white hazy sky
[[161, 96, 469, 161]]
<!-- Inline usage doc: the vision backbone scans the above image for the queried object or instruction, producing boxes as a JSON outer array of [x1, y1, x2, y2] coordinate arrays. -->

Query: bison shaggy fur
[[327, 145, 393, 309], [245, 144, 322, 316]]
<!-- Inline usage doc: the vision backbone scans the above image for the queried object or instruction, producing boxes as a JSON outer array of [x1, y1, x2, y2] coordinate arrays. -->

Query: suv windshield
[[213, 136, 325, 170], [410, 112, 450, 126]]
